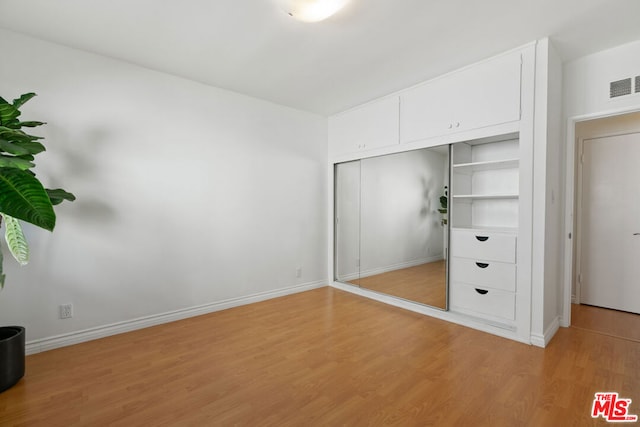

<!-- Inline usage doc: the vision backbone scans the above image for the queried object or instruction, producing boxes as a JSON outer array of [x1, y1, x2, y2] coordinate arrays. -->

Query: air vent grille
[[636, 75, 640, 93], [610, 78, 632, 98]]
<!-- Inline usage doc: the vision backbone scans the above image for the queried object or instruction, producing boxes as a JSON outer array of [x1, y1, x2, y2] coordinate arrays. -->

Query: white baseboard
[[571, 294, 577, 304], [530, 316, 561, 348], [25, 280, 326, 355]]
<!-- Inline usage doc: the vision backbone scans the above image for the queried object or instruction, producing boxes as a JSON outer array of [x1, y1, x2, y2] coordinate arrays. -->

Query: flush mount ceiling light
[[276, 0, 349, 22]]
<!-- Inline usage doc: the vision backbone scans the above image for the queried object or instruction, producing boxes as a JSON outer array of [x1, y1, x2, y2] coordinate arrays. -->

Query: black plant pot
[[0, 326, 25, 393]]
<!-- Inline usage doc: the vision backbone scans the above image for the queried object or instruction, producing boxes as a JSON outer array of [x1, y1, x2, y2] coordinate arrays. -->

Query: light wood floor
[[1, 287, 638, 426], [352, 261, 446, 308], [572, 303, 640, 342]]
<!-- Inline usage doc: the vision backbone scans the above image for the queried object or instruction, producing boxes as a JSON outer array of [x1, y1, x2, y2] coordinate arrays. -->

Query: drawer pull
[[475, 236, 489, 242], [475, 262, 489, 269], [475, 288, 489, 295]]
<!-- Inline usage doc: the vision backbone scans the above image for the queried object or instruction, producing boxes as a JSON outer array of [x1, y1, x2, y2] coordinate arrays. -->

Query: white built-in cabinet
[[328, 96, 399, 156], [400, 52, 522, 143], [448, 136, 520, 328], [329, 41, 553, 346]]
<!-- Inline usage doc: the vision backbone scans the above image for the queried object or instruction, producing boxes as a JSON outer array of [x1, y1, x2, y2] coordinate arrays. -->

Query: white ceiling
[[1, 0, 640, 115]]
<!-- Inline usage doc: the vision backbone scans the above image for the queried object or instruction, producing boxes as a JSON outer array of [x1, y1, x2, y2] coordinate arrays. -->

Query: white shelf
[[453, 194, 519, 200], [453, 158, 519, 173]]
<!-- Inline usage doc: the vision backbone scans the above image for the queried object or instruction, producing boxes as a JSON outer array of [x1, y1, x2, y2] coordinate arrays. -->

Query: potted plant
[[0, 92, 75, 392]]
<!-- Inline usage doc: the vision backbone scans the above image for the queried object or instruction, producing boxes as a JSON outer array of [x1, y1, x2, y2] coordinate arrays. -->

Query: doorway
[[571, 112, 640, 337]]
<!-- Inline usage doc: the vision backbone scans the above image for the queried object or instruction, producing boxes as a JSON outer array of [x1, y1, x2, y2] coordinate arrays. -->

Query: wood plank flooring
[[571, 303, 640, 342], [351, 261, 446, 308], [1, 287, 638, 426]]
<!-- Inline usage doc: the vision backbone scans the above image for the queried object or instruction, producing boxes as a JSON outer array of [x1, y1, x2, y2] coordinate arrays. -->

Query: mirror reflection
[[334, 146, 449, 309]]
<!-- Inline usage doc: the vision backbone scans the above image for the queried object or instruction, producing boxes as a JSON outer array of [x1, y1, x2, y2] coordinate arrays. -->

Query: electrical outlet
[[59, 303, 73, 319], [296, 267, 302, 278]]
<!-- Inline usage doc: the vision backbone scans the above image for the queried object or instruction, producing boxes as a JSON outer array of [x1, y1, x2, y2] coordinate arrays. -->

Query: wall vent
[[636, 75, 640, 93], [610, 78, 632, 98]]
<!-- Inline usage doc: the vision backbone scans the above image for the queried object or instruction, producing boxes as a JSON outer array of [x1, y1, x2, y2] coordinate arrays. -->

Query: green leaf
[[0, 138, 47, 156], [0, 104, 20, 126], [0, 126, 44, 144], [0, 168, 56, 231], [0, 155, 35, 170], [0, 97, 8, 105], [12, 93, 36, 109], [17, 121, 45, 128], [47, 188, 76, 205], [17, 140, 46, 155], [0, 139, 32, 156], [8, 141, 46, 156], [2, 214, 29, 266], [17, 154, 35, 162]]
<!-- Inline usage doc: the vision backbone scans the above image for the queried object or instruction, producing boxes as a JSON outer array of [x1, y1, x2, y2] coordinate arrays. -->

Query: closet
[[328, 39, 561, 346]]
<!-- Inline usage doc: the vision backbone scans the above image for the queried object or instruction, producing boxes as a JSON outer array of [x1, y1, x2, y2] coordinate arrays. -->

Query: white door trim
[[574, 137, 585, 306], [563, 106, 640, 327]]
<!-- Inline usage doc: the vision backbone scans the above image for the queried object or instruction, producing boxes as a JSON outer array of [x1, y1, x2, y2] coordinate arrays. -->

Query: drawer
[[450, 282, 515, 321], [449, 257, 516, 292], [450, 229, 516, 263]]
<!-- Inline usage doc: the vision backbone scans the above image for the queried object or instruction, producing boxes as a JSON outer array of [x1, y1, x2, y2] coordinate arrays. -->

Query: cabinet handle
[[634, 233, 640, 236], [475, 288, 489, 295], [448, 123, 453, 129], [475, 262, 489, 269], [455, 122, 460, 128], [475, 236, 489, 242]]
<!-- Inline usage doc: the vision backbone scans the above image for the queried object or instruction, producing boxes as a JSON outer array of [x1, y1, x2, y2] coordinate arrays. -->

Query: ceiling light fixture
[[276, 0, 349, 23]]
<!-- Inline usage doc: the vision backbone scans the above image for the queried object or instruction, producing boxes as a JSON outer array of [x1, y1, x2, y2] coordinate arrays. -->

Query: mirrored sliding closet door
[[334, 145, 450, 310]]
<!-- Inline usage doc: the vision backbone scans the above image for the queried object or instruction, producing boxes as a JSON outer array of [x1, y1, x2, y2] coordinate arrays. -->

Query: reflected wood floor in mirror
[[571, 303, 640, 342], [1, 287, 638, 426], [352, 260, 446, 308]]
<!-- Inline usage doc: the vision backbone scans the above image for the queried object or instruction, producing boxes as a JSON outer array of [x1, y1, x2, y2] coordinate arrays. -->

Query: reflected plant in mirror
[[334, 145, 450, 310], [438, 185, 448, 226]]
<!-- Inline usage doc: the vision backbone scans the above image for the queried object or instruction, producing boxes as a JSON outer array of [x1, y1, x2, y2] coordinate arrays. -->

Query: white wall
[[0, 29, 328, 347], [564, 39, 640, 119], [543, 42, 564, 332], [562, 38, 640, 320], [529, 39, 564, 343]]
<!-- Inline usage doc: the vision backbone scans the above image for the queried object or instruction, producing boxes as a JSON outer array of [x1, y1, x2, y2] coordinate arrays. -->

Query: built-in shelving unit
[[449, 133, 520, 327], [450, 133, 520, 230]]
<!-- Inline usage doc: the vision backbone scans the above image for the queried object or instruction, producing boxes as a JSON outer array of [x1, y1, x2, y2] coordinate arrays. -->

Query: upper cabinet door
[[400, 52, 522, 144], [329, 96, 400, 157]]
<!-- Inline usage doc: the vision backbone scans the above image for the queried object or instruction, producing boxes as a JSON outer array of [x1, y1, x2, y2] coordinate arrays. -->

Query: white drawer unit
[[450, 282, 516, 321], [449, 228, 517, 324], [449, 257, 516, 292], [450, 229, 516, 263]]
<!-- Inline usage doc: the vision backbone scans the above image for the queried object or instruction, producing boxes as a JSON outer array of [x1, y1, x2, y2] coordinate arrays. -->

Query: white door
[[580, 132, 640, 314]]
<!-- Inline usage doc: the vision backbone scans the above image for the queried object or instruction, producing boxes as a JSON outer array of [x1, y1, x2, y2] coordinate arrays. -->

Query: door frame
[[563, 106, 640, 326]]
